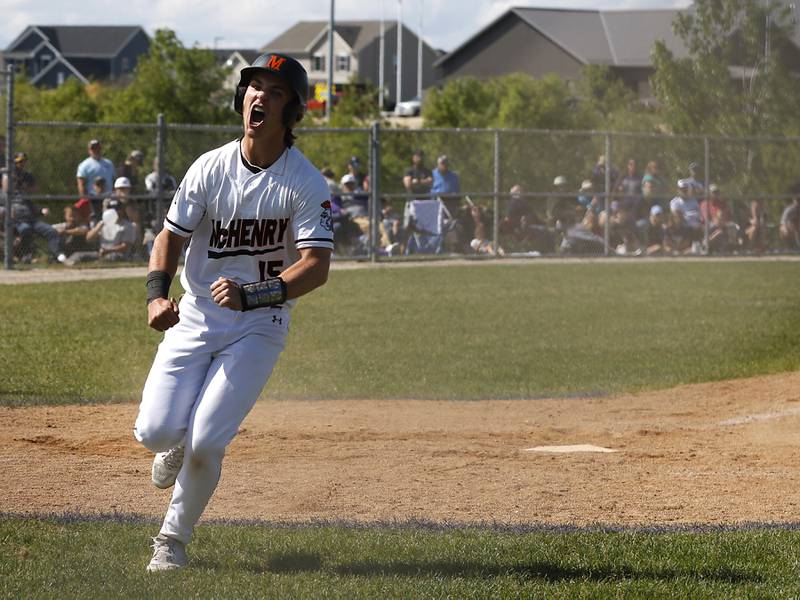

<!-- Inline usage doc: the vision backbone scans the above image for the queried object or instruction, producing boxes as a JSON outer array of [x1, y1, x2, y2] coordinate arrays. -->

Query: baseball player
[[133, 53, 334, 572]]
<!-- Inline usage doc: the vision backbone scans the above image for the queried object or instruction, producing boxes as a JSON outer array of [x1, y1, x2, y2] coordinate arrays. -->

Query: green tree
[[101, 29, 233, 124], [651, 0, 800, 136]]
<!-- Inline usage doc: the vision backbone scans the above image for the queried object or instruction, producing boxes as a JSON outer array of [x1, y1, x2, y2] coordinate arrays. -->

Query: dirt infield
[[2, 371, 799, 526]]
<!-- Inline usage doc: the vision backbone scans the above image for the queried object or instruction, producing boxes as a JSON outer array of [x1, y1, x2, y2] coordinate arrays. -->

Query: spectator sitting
[[548, 175, 574, 231], [53, 199, 97, 255], [686, 161, 705, 197], [779, 182, 800, 250], [602, 200, 642, 256], [117, 149, 145, 194], [502, 184, 552, 254], [144, 159, 179, 198], [641, 160, 667, 199], [379, 196, 403, 256], [113, 176, 143, 257], [577, 180, 601, 214], [346, 156, 369, 192], [744, 197, 768, 252], [644, 205, 667, 255], [468, 204, 503, 256], [616, 158, 647, 233], [2, 152, 67, 264], [700, 183, 738, 254], [403, 149, 433, 197], [663, 209, 692, 255], [76, 138, 115, 199], [590, 154, 618, 192], [559, 206, 605, 255], [339, 173, 369, 218], [669, 178, 703, 249], [66, 199, 136, 265], [321, 167, 340, 196]]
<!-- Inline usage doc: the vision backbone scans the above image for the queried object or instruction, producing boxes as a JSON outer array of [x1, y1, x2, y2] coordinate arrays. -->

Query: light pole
[[326, 0, 335, 121], [417, 0, 423, 99], [396, 0, 403, 107], [379, 0, 385, 110]]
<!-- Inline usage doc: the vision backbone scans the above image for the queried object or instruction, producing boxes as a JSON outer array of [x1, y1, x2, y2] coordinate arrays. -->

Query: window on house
[[312, 54, 325, 71], [336, 53, 350, 72], [121, 57, 130, 72], [40, 54, 52, 73], [57, 71, 65, 85]]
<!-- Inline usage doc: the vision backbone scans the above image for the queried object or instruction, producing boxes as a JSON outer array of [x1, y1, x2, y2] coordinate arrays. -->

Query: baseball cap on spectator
[[114, 177, 131, 189], [677, 178, 690, 189], [14, 152, 27, 163], [437, 154, 448, 164], [130, 150, 144, 161], [321, 167, 335, 179], [553, 175, 567, 187], [340, 173, 356, 186], [580, 180, 593, 192], [650, 204, 663, 216], [709, 183, 720, 193], [348, 156, 360, 167], [88, 138, 101, 148], [73, 198, 92, 220]]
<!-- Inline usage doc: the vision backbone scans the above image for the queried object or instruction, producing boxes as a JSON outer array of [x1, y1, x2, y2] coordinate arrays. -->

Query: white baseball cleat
[[146, 534, 188, 572], [151, 444, 185, 489]]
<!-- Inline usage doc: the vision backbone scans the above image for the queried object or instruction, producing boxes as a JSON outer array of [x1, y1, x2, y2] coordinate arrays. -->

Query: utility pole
[[417, 0, 423, 99], [326, 0, 335, 121], [396, 0, 403, 107], [379, 0, 385, 111]]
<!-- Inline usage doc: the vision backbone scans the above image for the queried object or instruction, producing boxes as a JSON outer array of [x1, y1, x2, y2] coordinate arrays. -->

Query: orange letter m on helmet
[[266, 55, 286, 71]]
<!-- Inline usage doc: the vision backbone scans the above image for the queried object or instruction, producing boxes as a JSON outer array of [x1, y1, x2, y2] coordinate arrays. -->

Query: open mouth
[[249, 106, 265, 127]]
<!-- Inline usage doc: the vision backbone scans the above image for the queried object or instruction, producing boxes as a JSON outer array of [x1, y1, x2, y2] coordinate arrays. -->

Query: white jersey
[[164, 139, 334, 305]]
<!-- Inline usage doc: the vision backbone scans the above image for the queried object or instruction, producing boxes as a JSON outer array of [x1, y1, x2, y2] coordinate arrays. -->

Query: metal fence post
[[493, 129, 500, 257], [369, 121, 381, 262], [703, 136, 710, 255], [4, 66, 14, 270], [155, 113, 166, 231], [604, 133, 611, 256]]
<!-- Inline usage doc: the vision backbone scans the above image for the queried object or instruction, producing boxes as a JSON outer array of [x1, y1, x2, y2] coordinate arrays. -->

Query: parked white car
[[394, 96, 422, 117]]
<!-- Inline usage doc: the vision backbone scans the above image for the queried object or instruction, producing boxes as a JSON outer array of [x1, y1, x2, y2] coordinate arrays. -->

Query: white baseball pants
[[133, 293, 288, 544]]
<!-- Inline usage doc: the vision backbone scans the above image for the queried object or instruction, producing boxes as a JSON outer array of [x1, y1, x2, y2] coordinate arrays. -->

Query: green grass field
[[1, 261, 799, 405], [2, 517, 800, 599], [3, 260, 800, 597]]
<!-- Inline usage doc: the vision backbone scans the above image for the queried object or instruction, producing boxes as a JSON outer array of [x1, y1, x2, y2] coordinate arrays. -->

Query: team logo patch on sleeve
[[320, 200, 333, 232]]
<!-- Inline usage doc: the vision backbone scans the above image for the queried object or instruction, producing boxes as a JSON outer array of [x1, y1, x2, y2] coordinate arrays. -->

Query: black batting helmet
[[233, 53, 308, 127]]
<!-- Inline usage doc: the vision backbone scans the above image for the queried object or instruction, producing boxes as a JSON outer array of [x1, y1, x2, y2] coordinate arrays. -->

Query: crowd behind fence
[[4, 102, 800, 268]]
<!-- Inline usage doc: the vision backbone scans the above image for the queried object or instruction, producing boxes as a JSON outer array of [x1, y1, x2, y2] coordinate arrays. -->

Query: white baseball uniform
[[134, 139, 334, 544]]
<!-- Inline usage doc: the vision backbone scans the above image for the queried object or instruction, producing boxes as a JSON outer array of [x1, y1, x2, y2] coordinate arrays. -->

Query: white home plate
[[525, 444, 618, 453]]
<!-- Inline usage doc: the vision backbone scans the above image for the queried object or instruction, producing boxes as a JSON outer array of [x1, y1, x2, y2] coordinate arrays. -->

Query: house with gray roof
[[263, 20, 440, 108], [212, 49, 260, 91], [435, 7, 691, 100], [3, 25, 150, 87]]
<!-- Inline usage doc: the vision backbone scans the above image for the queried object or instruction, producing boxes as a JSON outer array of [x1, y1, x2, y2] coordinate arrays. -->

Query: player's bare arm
[[146, 229, 187, 331], [211, 247, 331, 311]]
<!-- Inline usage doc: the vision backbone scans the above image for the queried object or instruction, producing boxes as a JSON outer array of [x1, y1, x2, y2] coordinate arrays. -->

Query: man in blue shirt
[[76, 139, 115, 199], [431, 155, 460, 197]]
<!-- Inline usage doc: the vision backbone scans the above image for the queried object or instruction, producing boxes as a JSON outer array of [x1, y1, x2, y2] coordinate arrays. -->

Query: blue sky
[[0, 0, 689, 53]]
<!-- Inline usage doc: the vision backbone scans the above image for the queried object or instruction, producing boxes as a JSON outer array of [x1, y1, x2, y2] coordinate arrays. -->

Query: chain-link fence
[[4, 68, 800, 268]]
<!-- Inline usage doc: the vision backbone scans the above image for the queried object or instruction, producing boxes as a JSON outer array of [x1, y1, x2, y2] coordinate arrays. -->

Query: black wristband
[[146, 270, 172, 305], [240, 277, 287, 311]]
